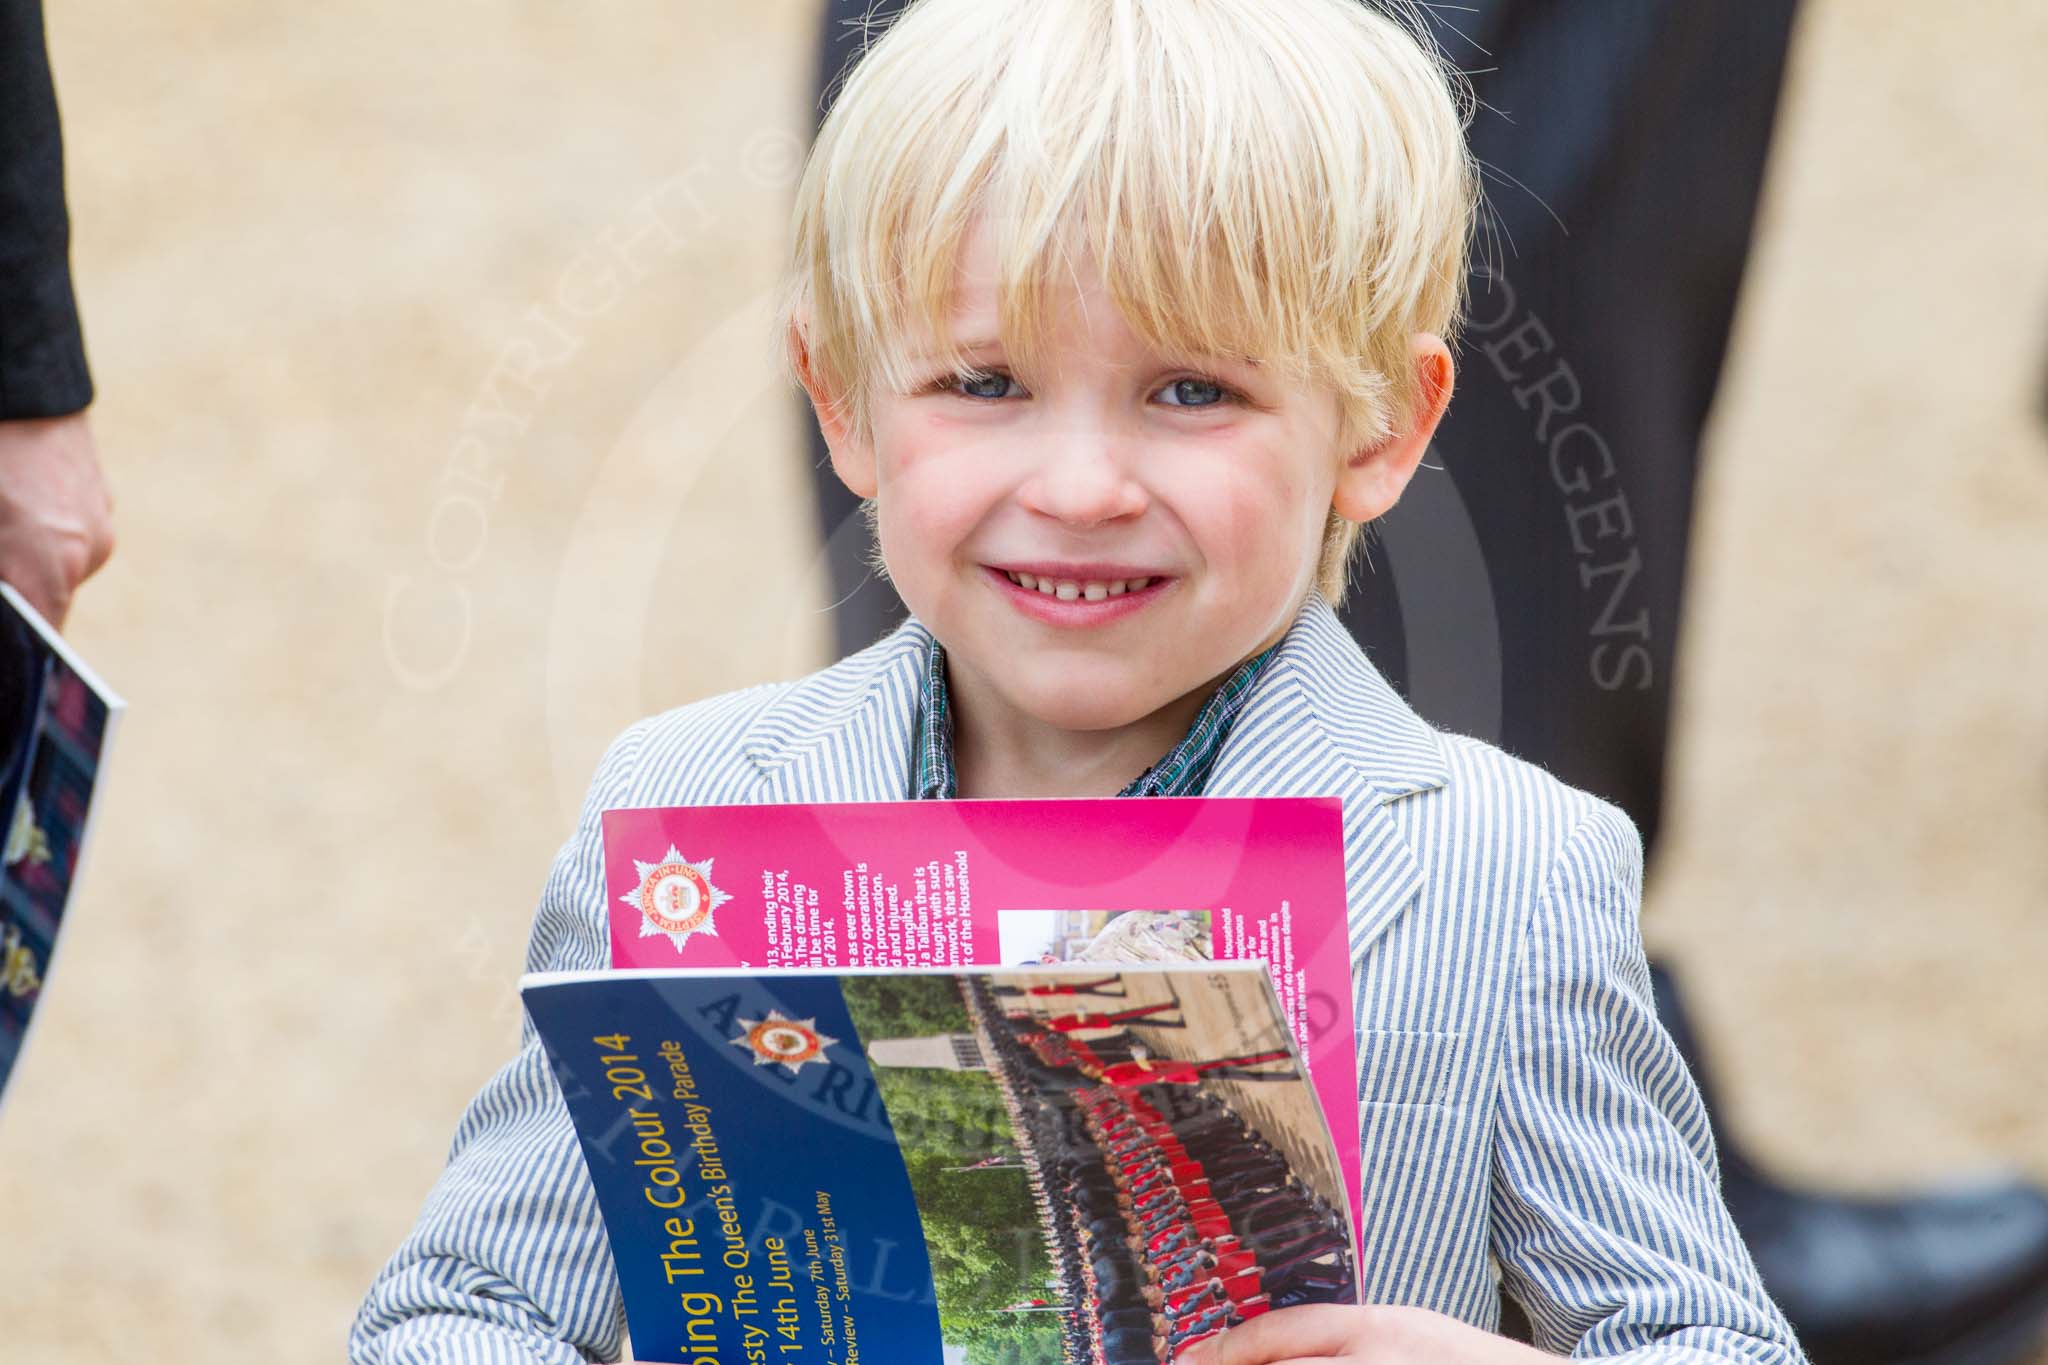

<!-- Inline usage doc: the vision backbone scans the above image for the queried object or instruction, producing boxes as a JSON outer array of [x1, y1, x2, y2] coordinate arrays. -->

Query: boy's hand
[[1175, 1304, 1549, 1364]]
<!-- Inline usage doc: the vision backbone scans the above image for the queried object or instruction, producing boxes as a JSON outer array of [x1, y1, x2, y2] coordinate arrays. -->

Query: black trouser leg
[[1342, 0, 1796, 863]]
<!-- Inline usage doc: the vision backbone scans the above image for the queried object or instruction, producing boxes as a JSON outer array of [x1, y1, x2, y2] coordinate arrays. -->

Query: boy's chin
[[995, 668, 1211, 735], [1008, 692, 1166, 734]]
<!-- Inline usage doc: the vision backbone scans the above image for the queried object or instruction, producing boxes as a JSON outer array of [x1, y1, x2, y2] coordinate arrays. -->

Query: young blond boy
[[353, 1, 1805, 1360]]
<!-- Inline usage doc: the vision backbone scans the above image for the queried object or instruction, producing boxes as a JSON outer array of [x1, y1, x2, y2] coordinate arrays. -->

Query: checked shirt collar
[[909, 639, 1277, 801]]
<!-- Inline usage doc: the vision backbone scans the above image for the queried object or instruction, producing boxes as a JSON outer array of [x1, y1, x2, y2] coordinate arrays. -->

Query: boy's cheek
[[881, 408, 1013, 473], [882, 462, 1013, 545], [873, 489, 981, 567], [1201, 483, 1320, 586]]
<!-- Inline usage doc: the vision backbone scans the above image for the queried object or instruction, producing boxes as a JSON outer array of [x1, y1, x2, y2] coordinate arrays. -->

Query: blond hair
[[779, 0, 1479, 601]]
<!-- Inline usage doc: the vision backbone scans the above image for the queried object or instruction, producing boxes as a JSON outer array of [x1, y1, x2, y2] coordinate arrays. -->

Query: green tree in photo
[[841, 973, 977, 1037], [841, 976, 1060, 1351]]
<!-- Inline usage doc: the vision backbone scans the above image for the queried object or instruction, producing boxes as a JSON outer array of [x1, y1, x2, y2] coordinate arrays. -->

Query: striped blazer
[[351, 596, 1804, 1363]]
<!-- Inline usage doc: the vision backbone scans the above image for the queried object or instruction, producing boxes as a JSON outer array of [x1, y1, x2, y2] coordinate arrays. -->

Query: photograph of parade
[[840, 965, 1355, 1365], [994, 910, 1214, 966]]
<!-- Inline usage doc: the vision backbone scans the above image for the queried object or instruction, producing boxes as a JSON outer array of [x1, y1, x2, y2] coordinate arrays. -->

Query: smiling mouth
[[996, 569, 1157, 601]]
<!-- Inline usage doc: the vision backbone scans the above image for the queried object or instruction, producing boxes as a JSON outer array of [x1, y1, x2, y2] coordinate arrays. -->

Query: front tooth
[[1107, 581, 1126, 597], [1017, 572, 1037, 589], [1083, 582, 1108, 601], [1036, 578, 1056, 596], [1128, 577, 1149, 591], [1054, 582, 1079, 601]]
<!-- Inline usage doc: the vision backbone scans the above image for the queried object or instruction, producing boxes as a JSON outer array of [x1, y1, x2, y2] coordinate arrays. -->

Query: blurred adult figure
[[0, 0, 113, 629], [804, 2, 2048, 1360]]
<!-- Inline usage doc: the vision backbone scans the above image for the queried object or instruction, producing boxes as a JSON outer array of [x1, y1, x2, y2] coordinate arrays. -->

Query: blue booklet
[[522, 963, 1359, 1365], [0, 583, 123, 1104]]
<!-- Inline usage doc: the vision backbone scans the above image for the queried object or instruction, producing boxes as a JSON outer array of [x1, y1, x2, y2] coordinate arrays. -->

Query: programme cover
[[0, 583, 124, 1102], [524, 962, 1359, 1365], [602, 798, 1360, 1226]]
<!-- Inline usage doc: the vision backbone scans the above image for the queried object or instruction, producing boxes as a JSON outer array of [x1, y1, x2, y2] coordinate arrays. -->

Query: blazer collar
[[742, 597, 1446, 788], [1204, 596, 1448, 967], [1204, 594, 1448, 801], [741, 619, 932, 803], [740, 597, 1448, 965]]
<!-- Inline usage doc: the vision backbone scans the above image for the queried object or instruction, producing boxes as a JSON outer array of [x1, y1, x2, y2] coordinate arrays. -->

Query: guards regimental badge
[[731, 1010, 838, 1075], [623, 846, 732, 954]]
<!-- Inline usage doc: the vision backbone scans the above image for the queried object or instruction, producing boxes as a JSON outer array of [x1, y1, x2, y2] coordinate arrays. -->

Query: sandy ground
[[0, 2, 2042, 1361]]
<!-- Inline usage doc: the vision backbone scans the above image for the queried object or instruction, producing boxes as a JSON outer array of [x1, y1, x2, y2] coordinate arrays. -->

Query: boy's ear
[[1332, 333, 1454, 524], [789, 318, 878, 499]]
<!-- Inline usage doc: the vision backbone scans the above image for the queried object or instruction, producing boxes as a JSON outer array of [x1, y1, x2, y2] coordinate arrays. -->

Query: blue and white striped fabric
[[349, 595, 1805, 1362]]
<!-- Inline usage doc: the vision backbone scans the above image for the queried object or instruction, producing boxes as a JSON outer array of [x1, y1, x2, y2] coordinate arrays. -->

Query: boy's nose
[[1016, 433, 1148, 526]]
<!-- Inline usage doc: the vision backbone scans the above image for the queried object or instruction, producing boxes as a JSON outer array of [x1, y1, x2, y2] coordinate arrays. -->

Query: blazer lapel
[[741, 619, 932, 804], [1207, 597, 1449, 968]]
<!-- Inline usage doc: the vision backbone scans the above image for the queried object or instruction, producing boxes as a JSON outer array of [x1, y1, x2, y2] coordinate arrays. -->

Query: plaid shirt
[[909, 639, 1277, 800]]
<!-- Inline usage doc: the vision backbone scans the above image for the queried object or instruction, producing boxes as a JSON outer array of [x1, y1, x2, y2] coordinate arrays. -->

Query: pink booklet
[[603, 796, 1360, 1226]]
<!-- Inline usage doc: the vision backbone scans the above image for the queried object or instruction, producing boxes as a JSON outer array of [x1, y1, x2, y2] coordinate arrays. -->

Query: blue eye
[[1160, 377, 1228, 408], [931, 370, 1017, 400], [957, 371, 1014, 400]]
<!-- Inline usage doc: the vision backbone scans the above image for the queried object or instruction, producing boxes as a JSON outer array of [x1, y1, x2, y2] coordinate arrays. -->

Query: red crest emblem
[[621, 846, 732, 953]]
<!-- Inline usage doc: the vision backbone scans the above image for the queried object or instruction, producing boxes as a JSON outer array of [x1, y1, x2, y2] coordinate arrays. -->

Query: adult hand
[[0, 412, 115, 628], [1175, 1304, 1550, 1364]]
